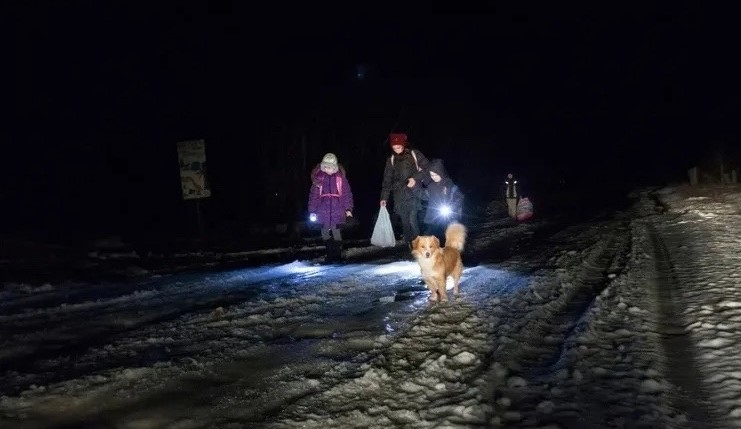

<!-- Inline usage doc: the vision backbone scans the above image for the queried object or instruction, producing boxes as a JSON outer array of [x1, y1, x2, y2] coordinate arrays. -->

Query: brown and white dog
[[411, 222, 467, 302]]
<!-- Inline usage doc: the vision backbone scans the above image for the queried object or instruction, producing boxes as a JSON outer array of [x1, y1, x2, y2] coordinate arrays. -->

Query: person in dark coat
[[308, 153, 354, 262], [414, 158, 464, 244], [379, 133, 430, 249]]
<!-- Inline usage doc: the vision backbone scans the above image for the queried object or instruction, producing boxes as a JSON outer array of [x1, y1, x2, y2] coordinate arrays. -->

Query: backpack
[[390, 150, 420, 172]]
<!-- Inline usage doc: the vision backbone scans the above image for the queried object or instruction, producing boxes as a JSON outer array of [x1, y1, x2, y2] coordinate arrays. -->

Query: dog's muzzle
[[425, 252, 431, 258]]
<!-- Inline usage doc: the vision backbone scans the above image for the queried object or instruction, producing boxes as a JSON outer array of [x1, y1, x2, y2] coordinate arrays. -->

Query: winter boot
[[321, 240, 333, 264], [333, 240, 344, 262], [325, 240, 343, 263]]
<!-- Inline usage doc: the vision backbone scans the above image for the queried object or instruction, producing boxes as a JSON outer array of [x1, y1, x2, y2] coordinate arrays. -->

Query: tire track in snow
[[480, 221, 633, 426], [527, 227, 630, 375], [647, 222, 721, 428]]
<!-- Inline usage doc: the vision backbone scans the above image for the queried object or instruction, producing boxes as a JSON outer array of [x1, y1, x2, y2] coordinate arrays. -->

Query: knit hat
[[389, 133, 408, 147], [320, 153, 339, 173]]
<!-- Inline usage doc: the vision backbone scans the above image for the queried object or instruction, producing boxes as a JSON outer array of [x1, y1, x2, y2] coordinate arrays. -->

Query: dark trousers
[[398, 207, 421, 248]]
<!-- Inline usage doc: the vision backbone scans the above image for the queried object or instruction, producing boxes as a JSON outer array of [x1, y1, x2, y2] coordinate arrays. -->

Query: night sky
[[5, 2, 739, 243]]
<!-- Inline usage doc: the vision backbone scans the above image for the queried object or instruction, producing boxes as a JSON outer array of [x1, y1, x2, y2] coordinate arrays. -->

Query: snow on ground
[[649, 185, 741, 425], [0, 257, 453, 427], [268, 186, 741, 428], [2, 187, 741, 428], [267, 217, 650, 428]]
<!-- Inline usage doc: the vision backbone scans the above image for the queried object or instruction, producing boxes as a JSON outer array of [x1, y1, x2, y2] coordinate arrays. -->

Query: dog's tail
[[445, 222, 467, 251]]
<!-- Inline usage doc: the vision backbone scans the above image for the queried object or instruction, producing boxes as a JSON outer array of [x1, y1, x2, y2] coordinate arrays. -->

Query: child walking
[[308, 153, 354, 262], [415, 159, 464, 245]]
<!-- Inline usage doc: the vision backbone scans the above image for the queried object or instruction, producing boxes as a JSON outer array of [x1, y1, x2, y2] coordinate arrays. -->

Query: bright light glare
[[278, 261, 323, 274]]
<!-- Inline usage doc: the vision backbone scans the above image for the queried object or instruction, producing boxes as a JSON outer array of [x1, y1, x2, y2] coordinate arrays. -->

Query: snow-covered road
[[0, 260, 434, 424], [648, 186, 741, 426], [2, 186, 741, 428]]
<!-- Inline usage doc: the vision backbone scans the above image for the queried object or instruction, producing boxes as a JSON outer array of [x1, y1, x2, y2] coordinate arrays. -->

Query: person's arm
[[412, 183, 429, 201], [342, 176, 354, 215], [380, 156, 393, 205], [411, 150, 431, 183]]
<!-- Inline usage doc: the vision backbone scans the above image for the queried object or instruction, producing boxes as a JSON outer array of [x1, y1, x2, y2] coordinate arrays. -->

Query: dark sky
[[5, 2, 739, 240]]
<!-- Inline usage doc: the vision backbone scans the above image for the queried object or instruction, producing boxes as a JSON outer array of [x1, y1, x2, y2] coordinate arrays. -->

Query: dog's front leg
[[424, 277, 438, 301]]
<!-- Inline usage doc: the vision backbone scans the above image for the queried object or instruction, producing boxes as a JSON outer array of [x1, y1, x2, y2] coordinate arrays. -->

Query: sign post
[[177, 139, 211, 236]]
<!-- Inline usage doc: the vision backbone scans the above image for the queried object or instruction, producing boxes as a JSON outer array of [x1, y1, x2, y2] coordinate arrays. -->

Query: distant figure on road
[[504, 173, 519, 219]]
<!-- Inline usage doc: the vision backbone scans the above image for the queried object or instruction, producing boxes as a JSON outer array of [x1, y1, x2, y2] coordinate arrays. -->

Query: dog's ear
[[411, 236, 420, 249], [432, 236, 440, 248]]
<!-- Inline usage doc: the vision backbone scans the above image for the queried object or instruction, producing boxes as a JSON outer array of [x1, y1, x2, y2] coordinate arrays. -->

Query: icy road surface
[[3, 188, 741, 428]]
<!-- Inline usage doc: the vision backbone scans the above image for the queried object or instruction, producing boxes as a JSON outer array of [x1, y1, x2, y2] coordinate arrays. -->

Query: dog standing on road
[[411, 222, 467, 302]]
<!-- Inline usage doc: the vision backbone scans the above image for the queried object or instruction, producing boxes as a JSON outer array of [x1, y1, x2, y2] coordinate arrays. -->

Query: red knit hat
[[389, 133, 408, 146]]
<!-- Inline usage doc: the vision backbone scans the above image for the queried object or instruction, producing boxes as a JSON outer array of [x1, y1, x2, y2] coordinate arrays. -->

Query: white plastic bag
[[371, 206, 396, 247]]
